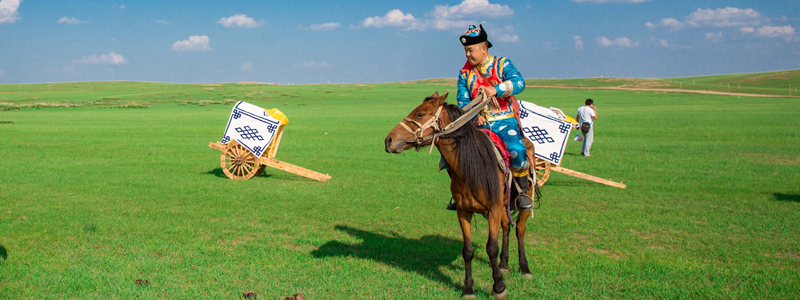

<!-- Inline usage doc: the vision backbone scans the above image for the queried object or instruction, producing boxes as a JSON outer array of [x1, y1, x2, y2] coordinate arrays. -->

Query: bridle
[[396, 92, 495, 154], [398, 105, 444, 153]]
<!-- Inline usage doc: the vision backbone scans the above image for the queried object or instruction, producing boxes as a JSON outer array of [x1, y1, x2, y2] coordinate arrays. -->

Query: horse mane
[[440, 103, 502, 205]]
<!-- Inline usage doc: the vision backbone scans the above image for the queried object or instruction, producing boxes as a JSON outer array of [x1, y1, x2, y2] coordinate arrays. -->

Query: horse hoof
[[523, 273, 533, 279], [462, 293, 476, 299], [493, 289, 508, 300]]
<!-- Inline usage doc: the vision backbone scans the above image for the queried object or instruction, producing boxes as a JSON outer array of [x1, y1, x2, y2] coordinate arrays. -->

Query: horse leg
[[499, 210, 510, 272], [515, 210, 533, 278], [457, 210, 476, 298], [487, 210, 507, 299]]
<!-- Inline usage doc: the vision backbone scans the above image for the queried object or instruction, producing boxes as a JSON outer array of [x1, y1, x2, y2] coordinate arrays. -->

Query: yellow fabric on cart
[[562, 115, 578, 124], [265, 108, 289, 126]]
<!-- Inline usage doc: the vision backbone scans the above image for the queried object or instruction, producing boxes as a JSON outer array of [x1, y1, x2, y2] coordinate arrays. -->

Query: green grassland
[[512, 69, 800, 97], [1, 79, 799, 299]]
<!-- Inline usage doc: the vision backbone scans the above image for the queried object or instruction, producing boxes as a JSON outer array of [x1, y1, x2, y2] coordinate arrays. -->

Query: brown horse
[[384, 92, 535, 299]]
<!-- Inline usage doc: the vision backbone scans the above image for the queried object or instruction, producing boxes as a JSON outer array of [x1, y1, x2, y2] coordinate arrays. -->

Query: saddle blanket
[[221, 101, 281, 158], [517, 100, 572, 165], [479, 128, 511, 171]]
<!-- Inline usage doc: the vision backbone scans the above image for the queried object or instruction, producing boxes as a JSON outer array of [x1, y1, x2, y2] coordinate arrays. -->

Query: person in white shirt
[[576, 99, 597, 157]]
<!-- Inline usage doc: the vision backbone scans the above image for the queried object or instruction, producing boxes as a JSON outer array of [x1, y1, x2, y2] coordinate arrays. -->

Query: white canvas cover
[[517, 100, 572, 165], [221, 101, 281, 158]]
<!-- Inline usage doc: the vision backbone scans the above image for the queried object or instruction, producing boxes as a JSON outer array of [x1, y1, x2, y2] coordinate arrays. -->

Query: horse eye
[[416, 113, 425, 118]]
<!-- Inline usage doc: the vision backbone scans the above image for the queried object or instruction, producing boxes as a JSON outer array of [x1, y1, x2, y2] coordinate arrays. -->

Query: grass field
[[505, 69, 800, 97], [1, 78, 799, 299]]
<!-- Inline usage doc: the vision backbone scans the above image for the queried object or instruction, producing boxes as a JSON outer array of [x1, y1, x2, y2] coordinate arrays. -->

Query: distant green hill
[[674, 69, 800, 89], [522, 69, 800, 97]]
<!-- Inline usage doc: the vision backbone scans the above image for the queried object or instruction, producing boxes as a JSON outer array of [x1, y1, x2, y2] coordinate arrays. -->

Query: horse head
[[384, 92, 450, 153]]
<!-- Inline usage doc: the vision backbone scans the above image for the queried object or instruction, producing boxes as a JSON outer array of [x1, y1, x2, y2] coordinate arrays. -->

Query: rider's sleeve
[[456, 71, 471, 109], [494, 58, 525, 98]]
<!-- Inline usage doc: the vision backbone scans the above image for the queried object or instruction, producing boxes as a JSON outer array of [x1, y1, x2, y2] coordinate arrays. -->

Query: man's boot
[[446, 199, 457, 211], [513, 176, 533, 211]]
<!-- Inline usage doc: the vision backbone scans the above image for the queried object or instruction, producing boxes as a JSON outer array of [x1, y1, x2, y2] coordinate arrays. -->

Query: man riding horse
[[446, 24, 533, 212]]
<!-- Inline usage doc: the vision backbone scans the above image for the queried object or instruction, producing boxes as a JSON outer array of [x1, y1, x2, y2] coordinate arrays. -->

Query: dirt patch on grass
[[743, 152, 800, 166], [763, 252, 800, 259], [586, 247, 622, 259], [200, 84, 223, 87]]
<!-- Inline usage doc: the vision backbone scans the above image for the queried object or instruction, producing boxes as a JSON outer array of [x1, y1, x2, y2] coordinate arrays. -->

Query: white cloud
[[217, 14, 263, 28], [359, 9, 418, 29], [357, 1, 513, 32], [296, 61, 332, 68], [687, 7, 762, 28], [157, 20, 169, 25], [430, 0, 513, 19], [660, 18, 684, 30], [658, 39, 669, 48], [172, 35, 211, 52], [427, 18, 473, 31], [299, 22, 340, 31], [494, 25, 518, 42], [574, 35, 584, 50], [646, 18, 685, 30], [597, 36, 637, 47], [241, 62, 253, 72], [755, 25, 795, 38], [706, 32, 723, 42], [57, 16, 88, 24], [74, 52, 128, 65], [119, 4, 125, 9], [0, 0, 21, 24], [648, 7, 765, 32], [739, 27, 754, 34], [571, 0, 652, 3]]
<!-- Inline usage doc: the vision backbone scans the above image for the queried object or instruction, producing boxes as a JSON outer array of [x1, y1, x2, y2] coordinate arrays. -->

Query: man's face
[[463, 43, 488, 66]]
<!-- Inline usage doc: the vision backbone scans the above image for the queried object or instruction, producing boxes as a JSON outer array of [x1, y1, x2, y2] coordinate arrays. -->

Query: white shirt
[[577, 106, 596, 125]]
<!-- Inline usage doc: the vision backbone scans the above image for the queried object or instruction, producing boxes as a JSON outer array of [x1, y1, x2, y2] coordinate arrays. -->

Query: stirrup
[[516, 194, 534, 212], [446, 198, 457, 211]]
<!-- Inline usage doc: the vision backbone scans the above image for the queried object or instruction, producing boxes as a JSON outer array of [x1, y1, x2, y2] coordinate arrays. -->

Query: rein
[[398, 92, 494, 154]]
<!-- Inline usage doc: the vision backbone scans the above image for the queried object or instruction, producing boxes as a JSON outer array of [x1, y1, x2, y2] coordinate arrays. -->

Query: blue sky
[[1, 0, 798, 84]]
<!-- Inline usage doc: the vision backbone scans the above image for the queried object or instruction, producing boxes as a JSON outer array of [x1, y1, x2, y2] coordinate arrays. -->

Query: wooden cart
[[208, 141, 329, 182], [525, 133, 626, 189], [209, 108, 330, 182]]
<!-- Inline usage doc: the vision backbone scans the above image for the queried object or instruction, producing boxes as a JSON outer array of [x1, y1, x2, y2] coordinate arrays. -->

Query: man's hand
[[482, 85, 498, 98], [474, 115, 488, 126]]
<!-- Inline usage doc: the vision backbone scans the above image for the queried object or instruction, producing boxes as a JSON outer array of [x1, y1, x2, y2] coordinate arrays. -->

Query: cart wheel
[[533, 157, 551, 186], [220, 141, 261, 180], [524, 138, 551, 186]]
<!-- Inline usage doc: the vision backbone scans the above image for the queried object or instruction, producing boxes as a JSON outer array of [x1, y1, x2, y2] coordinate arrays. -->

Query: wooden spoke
[[219, 140, 261, 180]]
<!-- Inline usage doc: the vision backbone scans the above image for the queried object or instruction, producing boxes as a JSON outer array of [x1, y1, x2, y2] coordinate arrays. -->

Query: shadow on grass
[[774, 193, 800, 202], [205, 168, 271, 179], [544, 180, 594, 187], [0, 245, 7, 261], [311, 225, 465, 291]]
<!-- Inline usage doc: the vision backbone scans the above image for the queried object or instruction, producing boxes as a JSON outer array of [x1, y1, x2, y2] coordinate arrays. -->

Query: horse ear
[[430, 91, 440, 98], [440, 93, 449, 100]]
